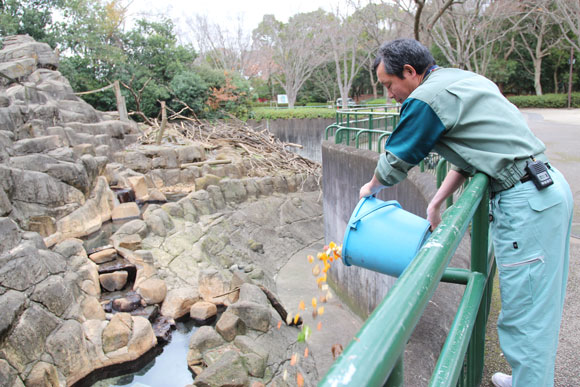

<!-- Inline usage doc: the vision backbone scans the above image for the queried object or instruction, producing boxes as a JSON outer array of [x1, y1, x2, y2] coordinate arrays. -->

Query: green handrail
[[320, 173, 493, 387]]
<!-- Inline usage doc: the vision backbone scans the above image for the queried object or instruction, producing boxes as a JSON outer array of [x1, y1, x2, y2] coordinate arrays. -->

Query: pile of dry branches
[[137, 116, 321, 179]]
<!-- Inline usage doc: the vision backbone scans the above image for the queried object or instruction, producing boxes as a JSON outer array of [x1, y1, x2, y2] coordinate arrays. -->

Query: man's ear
[[402, 64, 417, 77]]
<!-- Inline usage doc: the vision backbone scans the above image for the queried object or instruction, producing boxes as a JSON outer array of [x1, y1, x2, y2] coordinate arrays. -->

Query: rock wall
[[0, 35, 325, 386], [0, 35, 156, 387], [0, 35, 140, 237]]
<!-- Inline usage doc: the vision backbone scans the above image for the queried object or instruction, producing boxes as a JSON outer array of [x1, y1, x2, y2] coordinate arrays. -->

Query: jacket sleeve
[[375, 98, 446, 186]]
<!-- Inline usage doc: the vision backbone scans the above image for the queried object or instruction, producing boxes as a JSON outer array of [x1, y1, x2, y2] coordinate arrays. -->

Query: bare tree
[[553, 0, 580, 52], [185, 14, 255, 76], [324, 7, 371, 108], [252, 11, 329, 108], [430, 0, 525, 75], [514, 0, 563, 95], [310, 63, 339, 103], [349, 1, 409, 99], [393, 0, 461, 42]]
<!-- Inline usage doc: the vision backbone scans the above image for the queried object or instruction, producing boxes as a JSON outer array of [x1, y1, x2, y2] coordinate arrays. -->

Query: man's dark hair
[[374, 39, 435, 79]]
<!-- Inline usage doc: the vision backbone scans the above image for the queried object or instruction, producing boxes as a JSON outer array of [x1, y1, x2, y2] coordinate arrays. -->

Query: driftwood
[[212, 287, 241, 298], [180, 159, 232, 168], [259, 285, 303, 326], [136, 116, 321, 181], [211, 285, 302, 326]]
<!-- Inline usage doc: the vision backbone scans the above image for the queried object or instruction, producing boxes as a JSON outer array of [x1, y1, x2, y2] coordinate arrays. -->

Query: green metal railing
[[321, 174, 494, 386], [321, 108, 495, 386], [325, 109, 440, 173]]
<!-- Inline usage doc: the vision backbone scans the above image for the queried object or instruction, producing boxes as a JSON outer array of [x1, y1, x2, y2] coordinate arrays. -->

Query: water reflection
[[93, 320, 196, 387]]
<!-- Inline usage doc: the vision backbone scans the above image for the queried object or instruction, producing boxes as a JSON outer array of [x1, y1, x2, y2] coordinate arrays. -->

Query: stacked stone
[[0, 218, 157, 386], [0, 34, 324, 386], [0, 35, 141, 243]]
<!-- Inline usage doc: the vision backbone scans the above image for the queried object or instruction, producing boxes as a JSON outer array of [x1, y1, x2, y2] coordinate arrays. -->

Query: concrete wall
[[259, 119, 475, 383], [248, 118, 334, 163], [322, 140, 441, 316], [322, 140, 472, 385]]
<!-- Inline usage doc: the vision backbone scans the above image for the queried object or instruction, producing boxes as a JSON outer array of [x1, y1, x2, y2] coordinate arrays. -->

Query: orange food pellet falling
[[317, 321, 322, 330], [293, 313, 300, 325], [312, 264, 320, 276], [277, 321, 282, 329], [299, 300, 305, 311], [290, 353, 298, 366], [318, 306, 325, 315], [304, 347, 309, 358], [311, 297, 317, 308], [307, 255, 314, 263], [297, 372, 304, 387]]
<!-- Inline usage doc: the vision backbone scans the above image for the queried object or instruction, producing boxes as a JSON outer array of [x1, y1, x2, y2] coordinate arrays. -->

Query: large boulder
[[102, 313, 132, 353], [187, 326, 226, 367], [216, 311, 246, 342], [30, 275, 74, 317], [227, 301, 271, 333], [1, 304, 60, 373], [0, 217, 20, 253], [198, 269, 230, 305], [194, 351, 249, 387], [136, 277, 167, 305], [0, 290, 27, 338], [0, 35, 59, 70], [160, 287, 200, 319], [45, 320, 91, 384], [190, 301, 218, 323]]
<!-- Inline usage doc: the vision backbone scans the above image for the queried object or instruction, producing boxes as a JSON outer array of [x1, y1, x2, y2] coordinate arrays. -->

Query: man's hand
[[426, 170, 467, 231], [359, 175, 385, 199], [427, 202, 442, 231]]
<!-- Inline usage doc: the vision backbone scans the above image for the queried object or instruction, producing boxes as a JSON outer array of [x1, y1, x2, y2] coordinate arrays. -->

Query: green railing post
[[384, 355, 404, 387], [468, 182, 491, 385], [436, 159, 454, 208]]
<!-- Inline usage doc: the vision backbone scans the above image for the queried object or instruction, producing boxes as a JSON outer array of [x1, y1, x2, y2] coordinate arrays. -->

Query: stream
[[78, 191, 198, 387], [91, 320, 197, 387]]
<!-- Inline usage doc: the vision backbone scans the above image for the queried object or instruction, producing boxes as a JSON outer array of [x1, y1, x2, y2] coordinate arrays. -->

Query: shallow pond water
[[91, 320, 197, 387]]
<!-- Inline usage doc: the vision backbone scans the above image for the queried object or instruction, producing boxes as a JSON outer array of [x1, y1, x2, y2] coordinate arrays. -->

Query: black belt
[[492, 162, 551, 197], [519, 174, 532, 184]]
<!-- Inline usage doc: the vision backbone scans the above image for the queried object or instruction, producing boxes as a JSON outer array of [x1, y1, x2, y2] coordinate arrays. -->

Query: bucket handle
[[348, 199, 402, 229]]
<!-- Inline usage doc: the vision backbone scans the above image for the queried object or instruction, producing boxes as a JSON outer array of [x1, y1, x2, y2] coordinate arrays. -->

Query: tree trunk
[[414, 0, 425, 41], [533, 58, 543, 96], [369, 61, 378, 100]]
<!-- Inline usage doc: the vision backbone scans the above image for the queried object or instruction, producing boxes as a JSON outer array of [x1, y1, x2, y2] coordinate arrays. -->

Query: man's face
[[377, 61, 422, 103]]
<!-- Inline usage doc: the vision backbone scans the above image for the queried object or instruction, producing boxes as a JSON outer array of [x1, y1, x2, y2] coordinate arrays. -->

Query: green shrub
[[305, 102, 333, 106], [250, 107, 336, 121], [169, 70, 209, 114], [507, 93, 580, 108]]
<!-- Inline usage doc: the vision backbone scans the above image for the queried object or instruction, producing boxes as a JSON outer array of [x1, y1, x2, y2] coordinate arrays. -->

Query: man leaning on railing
[[359, 38, 574, 387]]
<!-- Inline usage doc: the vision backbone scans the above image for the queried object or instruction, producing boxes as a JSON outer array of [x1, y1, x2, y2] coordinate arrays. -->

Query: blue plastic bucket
[[342, 196, 431, 277]]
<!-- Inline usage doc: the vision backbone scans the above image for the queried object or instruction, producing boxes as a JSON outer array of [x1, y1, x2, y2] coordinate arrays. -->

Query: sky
[[127, 0, 340, 42]]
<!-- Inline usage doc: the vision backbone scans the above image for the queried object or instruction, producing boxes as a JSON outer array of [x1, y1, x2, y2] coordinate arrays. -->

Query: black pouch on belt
[[524, 158, 553, 190]]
